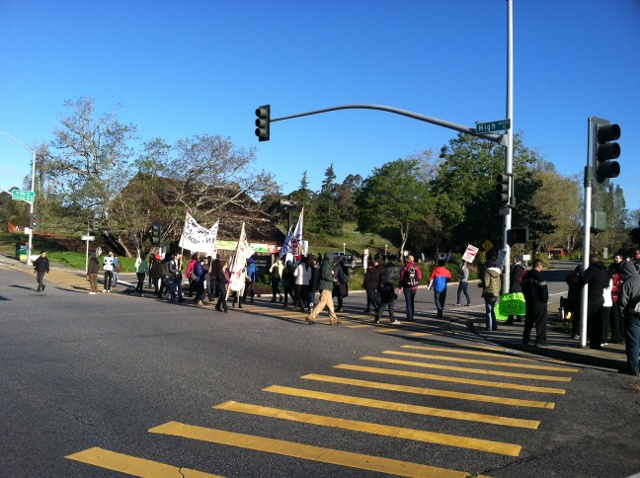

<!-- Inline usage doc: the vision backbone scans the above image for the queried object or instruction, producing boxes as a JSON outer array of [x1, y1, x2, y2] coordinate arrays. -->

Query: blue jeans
[[434, 289, 447, 311], [403, 287, 417, 321], [457, 282, 470, 305], [624, 315, 640, 374], [485, 298, 498, 331]]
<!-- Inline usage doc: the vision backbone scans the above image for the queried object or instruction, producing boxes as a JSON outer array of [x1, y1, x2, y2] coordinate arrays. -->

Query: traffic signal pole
[[502, 0, 514, 294]]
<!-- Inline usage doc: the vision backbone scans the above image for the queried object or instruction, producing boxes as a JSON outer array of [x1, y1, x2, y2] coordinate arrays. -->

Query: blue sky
[[1, 0, 639, 213]]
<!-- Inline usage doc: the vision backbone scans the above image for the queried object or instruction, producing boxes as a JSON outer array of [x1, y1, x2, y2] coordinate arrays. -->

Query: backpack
[[406, 265, 417, 287]]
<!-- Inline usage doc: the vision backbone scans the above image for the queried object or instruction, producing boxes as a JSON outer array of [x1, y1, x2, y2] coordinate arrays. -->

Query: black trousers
[[523, 301, 548, 344]]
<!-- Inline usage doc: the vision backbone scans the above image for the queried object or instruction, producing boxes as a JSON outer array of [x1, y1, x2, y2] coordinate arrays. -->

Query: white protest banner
[[461, 245, 479, 263], [179, 213, 218, 254], [496, 249, 507, 271], [228, 223, 255, 293], [291, 207, 303, 255]]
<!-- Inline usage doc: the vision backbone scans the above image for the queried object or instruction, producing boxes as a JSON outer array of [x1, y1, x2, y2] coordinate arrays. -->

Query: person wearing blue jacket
[[242, 257, 257, 303]]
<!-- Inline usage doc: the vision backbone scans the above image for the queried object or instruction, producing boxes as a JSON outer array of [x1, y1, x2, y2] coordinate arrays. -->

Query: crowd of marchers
[[31, 243, 640, 378]]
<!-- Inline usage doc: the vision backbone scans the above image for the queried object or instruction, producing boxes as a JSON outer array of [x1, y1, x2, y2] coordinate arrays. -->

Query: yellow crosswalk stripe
[[262, 385, 540, 429], [65, 447, 222, 477], [213, 401, 522, 456], [149, 422, 493, 478], [301, 374, 555, 409], [334, 364, 566, 394], [362, 356, 573, 382], [406, 332, 432, 337], [383, 350, 579, 373], [346, 324, 373, 328], [400, 345, 570, 365]]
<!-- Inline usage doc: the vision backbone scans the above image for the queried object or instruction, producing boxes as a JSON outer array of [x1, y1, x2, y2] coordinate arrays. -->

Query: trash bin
[[16, 242, 28, 262]]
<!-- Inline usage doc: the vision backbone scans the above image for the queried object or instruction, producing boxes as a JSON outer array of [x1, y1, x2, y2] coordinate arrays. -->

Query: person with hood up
[[522, 259, 549, 347], [580, 254, 610, 349], [482, 258, 502, 331], [618, 261, 640, 376]]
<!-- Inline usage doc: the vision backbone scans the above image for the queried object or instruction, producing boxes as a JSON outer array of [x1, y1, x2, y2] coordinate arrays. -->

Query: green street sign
[[11, 190, 35, 202], [476, 119, 511, 134]]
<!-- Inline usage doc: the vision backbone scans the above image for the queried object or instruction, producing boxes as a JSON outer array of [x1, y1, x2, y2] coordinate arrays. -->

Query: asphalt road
[[1, 259, 639, 478]]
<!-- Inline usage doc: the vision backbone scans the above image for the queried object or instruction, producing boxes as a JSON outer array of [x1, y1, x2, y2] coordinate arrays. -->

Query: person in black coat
[[522, 259, 549, 346], [362, 254, 383, 314], [580, 254, 610, 349], [33, 251, 50, 292], [506, 256, 526, 324]]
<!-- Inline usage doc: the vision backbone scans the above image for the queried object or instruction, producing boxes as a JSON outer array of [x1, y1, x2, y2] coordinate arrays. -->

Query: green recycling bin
[[16, 242, 28, 262]]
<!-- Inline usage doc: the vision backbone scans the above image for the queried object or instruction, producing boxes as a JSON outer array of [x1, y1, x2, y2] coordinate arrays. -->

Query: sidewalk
[[471, 316, 627, 372]]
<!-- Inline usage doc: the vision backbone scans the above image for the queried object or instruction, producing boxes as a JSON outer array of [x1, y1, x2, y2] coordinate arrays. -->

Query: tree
[[309, 163, 342, 238], [355, 158, 432, 255], [162, 134, 280, 241], [43, 97, 138, 247]]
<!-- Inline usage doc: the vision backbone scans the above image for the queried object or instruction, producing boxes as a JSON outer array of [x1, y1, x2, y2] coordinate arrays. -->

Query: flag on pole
[[291, 207, 303, 256], [279, 226, 293, 258], [228, 223, 255, 293]]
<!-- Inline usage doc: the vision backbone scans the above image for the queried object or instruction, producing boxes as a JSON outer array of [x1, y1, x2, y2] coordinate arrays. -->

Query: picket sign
[[495, 292, 526, 322]]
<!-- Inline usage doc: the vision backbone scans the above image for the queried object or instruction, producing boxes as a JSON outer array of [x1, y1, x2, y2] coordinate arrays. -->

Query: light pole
[[384, 244, 387, 260], [343, 243, 346, 254], [0, 131, 36, 264]]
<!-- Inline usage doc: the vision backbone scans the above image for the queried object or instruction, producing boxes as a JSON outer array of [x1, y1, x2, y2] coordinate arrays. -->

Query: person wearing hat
[[33, 251, 50, 292], [481, 257, 502, 331]]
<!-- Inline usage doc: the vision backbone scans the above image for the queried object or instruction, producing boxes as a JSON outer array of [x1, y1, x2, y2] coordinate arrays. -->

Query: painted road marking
[[301, 374, 555, 409], [361, 356, 573, 382], [262, 385, 540, 429], [334, 364, 566, 394], [401, 345, 570, 365], [383, 350, 579, 373], [406, 332, 432, 337], [213, 401, 522, 456], [65, 447, 222, 477], [149, 422, 492, 478]]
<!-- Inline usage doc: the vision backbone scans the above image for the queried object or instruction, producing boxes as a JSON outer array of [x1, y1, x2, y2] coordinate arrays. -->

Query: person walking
[[294, 256, 311, 312], [281, 260, 295, 308], [149, 254, 163, 296], [363, 254, 383, 314], [580, 254, 610, 349], [307, 257, 320, 311], [306, 253, 340, 326], [522, 259, 549, 346], [618, 261, 640, 376], [102, 251, 115, 293], [481, 258, 501, 331], [112, 254, 121, 288], [214, 260, 230, 313], [33, 250, 50, 292], [428, 259, 452, 318], [87, 251, 100, 294], [399, 254, 422, 321], [376, 260, 400, 324], [332, 256, 349, 312], [242, 257, 257, 303], [193, 257, 206, 305], [134, 251, 148, 295], [269, 258, 284, 302], [456, 261, 471, 306]]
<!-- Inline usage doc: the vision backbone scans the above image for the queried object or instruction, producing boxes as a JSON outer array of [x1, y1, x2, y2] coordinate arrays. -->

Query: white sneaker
[[102, 290, 107, 293], [390, 320, 401, 325], [89, 292, 96, 295]]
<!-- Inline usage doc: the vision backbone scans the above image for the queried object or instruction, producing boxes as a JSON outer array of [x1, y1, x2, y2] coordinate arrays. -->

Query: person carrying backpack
[[398, 254, 422, 322], [428, 259, 452, 319]]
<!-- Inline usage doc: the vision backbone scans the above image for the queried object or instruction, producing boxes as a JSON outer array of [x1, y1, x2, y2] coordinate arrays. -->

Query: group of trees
[[5, 96, 638, 258]]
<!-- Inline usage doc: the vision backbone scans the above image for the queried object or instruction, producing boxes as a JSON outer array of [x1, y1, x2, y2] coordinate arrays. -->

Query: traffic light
[[590, 116, 620, 186], [151, 221, 162, 245], [29, 213, 39, 230], [495, 174, 510, 205], [591, 210, 607, 233], [507, 227, 529, 246], [255, 105, 270, 142]]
